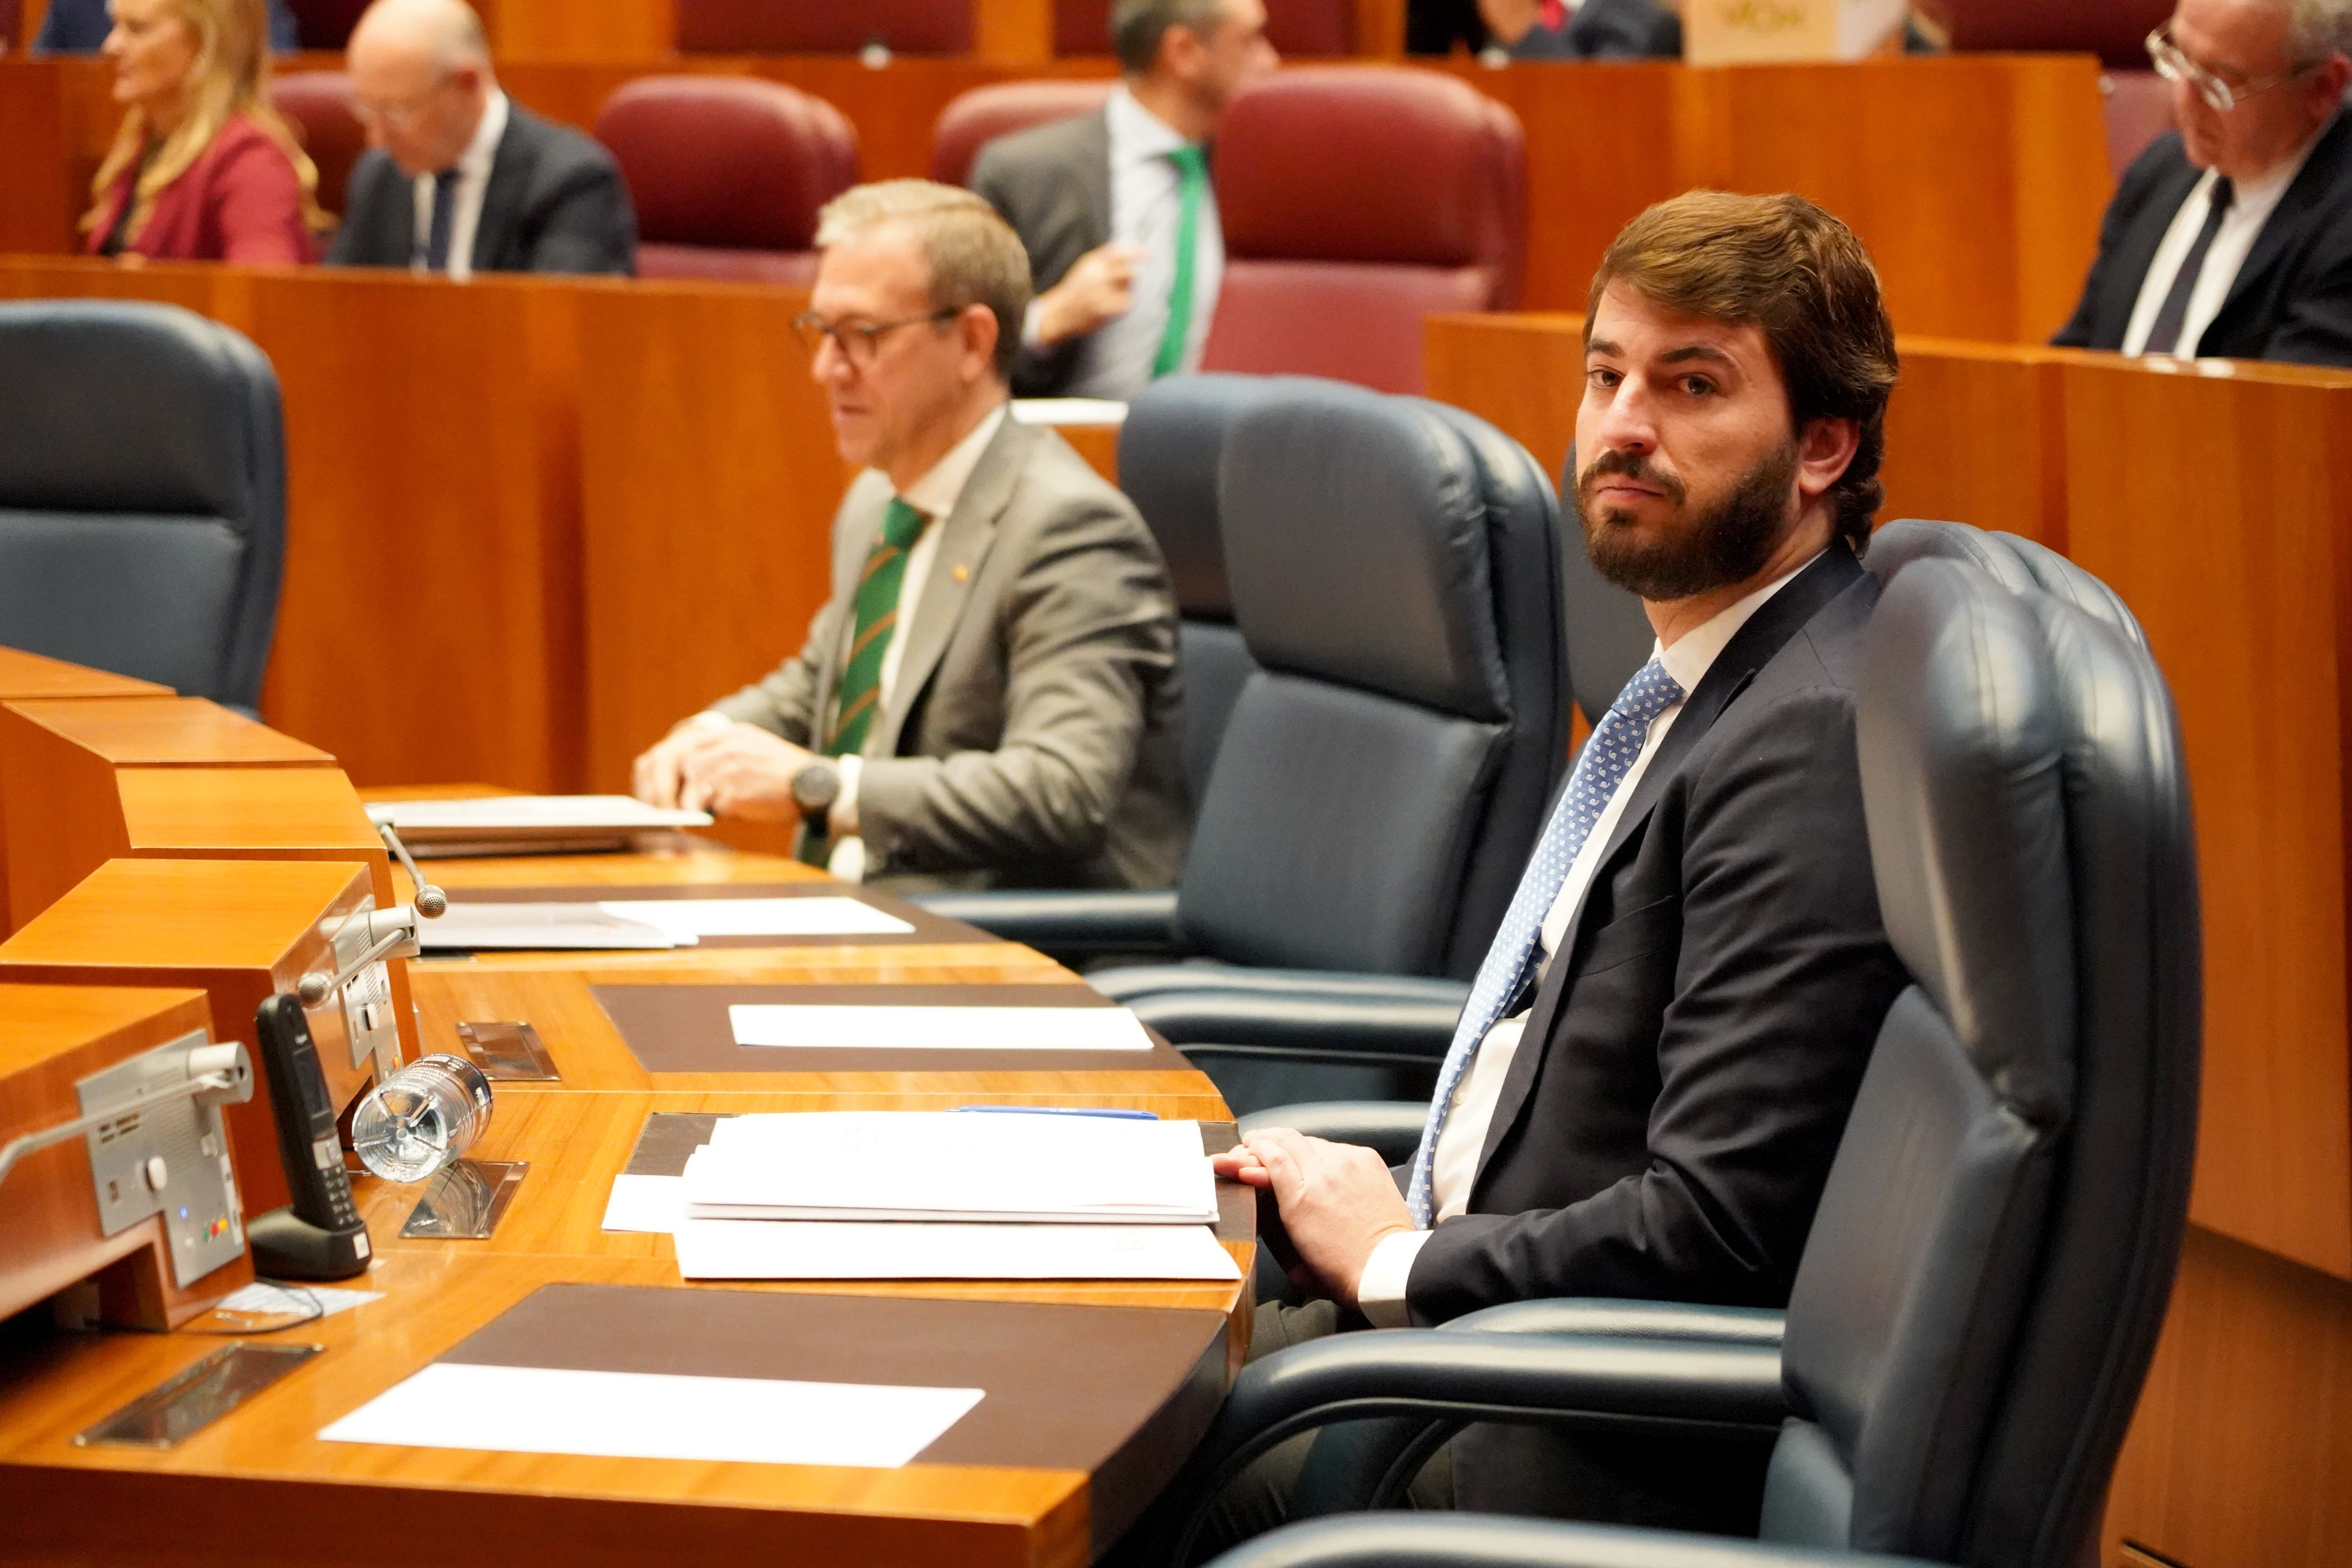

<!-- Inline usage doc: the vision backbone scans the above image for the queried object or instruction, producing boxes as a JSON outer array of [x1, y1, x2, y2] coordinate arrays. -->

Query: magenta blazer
[[85, 112, 317, 265]]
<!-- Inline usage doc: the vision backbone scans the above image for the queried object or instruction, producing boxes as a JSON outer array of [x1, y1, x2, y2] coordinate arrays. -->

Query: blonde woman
[[81, 0, 325, 262]]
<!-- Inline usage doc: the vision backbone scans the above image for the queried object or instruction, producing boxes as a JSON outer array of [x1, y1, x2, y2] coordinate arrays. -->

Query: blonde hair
[[82, 0, 330, 245], [816, 180, 1033, 376]]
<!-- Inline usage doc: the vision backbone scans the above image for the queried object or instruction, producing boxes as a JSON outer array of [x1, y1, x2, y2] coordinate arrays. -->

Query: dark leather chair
[[1940, 0, 2169, 67], [1138, 546, 2199, 1568], [677, 0, 971, 53], [595, 77, 859, 285], [2101, 69, 2176, 175], [931, 79, 1118, 188], [268, 71, 367, 216], [1200, 68, 1525, 394], [0, 302, 286, 711], [1053, 0, 1352, 55]]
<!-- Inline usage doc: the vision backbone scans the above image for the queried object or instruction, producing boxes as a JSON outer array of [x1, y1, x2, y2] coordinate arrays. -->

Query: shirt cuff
[[1356, 1229, 1433, 1328], [1022, 297, 1047, 350], [686, 710, 733, 733], [829, 753, 862, 837]]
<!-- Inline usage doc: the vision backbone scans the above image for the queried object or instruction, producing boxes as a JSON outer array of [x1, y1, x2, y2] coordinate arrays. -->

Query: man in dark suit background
[[2054, 0, 2352, 364], [327, 0, 634, 276], [1203, 190, 1909, 1541], [967, 0, 1276, 398], [1475, 0, 1681, 60]]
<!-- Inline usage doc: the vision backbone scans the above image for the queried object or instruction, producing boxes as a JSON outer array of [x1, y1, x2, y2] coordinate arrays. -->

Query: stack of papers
[[367, 795, 712, 854], [418, 897, 915, 952], [728, 1003, 1152, 1051]]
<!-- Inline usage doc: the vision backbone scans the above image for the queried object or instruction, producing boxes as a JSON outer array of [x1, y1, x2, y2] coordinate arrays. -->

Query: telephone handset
[[245, 994, 371, 1280]]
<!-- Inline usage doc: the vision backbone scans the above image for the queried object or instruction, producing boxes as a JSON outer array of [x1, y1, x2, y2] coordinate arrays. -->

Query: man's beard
[[1576, 441, 1799, 601]]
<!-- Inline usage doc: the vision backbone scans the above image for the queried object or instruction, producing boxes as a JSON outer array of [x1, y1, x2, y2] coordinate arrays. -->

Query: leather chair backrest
[[1181, 379, 1566, 977], [1770, 547, 2198, 1567], [1867, 519, 2146, 649], [1200, 68, 1525, 394], [1941, 0, 2168, 67], [2102, 69, 2176, 175], [931, 78, 1118, 188], [677, 0, 971, 54], [1053, 0, 1352, 55], [267, 71, 366, 216], [596, 76, 858, 283], [1117, 374, 1288, 803], [0, 301, 285, 708]]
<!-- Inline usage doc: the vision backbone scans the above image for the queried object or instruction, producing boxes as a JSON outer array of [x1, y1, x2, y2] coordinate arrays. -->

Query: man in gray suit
[[632, 181, 1188, 893], [968, 0, 1278, 398]]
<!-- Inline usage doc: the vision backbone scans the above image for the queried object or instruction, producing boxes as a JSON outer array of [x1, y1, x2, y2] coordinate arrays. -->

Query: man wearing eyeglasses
[[327, 0, 635, 277], [2054, 0, 2352, 364], [632, 180, 1188, 893]]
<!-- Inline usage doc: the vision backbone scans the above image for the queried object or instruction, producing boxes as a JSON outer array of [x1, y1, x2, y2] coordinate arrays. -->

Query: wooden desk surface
[[0, 697, 336, 768], [0, 647, 169, 701]]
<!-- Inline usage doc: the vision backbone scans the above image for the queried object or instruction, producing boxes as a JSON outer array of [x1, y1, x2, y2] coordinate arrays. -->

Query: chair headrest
[[0, 301, 273, 529], [596, 76, 858, 250], [265, 72, 367, 213], [1118, 374, 1288, 620], [931, 79, 1116, 186], [1860, 557, 2076, 1126], [1871, 519, 2147, 649], [1220, 379, 1510, 721], [1212, 67, 1526, 298]]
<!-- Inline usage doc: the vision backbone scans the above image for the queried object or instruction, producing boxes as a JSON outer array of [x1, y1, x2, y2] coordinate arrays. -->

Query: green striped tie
[[826, 497, 929, 758], [1151, 143, 1209, 379]]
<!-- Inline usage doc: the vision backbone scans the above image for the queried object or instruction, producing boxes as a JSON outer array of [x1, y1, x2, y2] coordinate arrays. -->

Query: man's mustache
[[1578, 449, 1688, 508]]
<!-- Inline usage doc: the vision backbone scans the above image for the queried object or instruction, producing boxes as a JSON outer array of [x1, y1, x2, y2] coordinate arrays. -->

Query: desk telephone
[[247, 994, 371, 1280]]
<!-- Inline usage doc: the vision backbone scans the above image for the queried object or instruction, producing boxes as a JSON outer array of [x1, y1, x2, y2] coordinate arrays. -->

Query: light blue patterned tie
[[1405, 656, 1686, 1226]]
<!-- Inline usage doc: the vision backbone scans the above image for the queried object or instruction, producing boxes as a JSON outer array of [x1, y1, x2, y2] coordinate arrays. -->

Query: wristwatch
[[790, 761, 840, 868]]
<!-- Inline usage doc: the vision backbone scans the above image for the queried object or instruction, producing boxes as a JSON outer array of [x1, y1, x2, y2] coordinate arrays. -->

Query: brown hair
[[82, 0, 329, 245], [816, 180, 1033, 378], [1586, 190, 1898, 553]]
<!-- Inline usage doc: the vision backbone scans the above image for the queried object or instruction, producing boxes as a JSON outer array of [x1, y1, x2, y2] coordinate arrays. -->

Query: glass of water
[[350, 1054, 494, 1182]]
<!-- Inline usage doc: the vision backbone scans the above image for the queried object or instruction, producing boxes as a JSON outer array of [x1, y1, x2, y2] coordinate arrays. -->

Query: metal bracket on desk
[[400, 1159, 528, 1240], [75, 1342, 324, 1449]]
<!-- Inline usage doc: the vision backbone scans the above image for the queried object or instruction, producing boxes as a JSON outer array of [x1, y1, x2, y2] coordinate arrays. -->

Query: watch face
[[792, 762, 840, 813]]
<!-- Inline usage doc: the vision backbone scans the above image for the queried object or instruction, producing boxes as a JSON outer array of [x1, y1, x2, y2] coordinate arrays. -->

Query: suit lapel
[[871, 418, 1030, 755], [2211, 107, 2352, 338], [1469, 546, 1867, 1188], [470, 109, 531, 272]]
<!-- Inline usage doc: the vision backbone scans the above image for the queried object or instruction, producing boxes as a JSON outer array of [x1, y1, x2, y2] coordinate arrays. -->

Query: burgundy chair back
[[267, 71, 367, 217], [1201, 67, 1524, 394], [677, 0, 972, 54], [1053, 0, 1352, 56], [595, 76, 860, 285], [931, 79, 1118, 187], [1940, 0, 2169, 69], [2102, 68, 2178, 175]]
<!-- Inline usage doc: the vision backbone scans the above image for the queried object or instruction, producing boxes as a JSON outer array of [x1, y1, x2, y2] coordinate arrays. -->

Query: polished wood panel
[[0, 696, 333, 766], [0, 648, 170, 701]]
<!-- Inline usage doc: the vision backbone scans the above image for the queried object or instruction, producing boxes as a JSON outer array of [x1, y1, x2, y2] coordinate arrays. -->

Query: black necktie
[[2142, 176, 2235, 356], [423, 168, 459, 272]]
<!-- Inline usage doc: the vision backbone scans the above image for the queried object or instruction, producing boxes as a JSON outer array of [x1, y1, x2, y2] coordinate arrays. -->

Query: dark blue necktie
[[423, 168, 459, 272], [2143, 176, 2235, 356]]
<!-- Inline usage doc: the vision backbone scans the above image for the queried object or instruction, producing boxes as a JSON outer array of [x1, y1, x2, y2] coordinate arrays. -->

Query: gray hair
[[1111, 0, 1230, 73], [814, 180, 1032, 377], [2287, 0, 2352, 61]]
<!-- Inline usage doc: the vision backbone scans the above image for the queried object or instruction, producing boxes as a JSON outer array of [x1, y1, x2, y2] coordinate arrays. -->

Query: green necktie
[[826, 496, 929, 758], [1152, 143, 1209, 379]]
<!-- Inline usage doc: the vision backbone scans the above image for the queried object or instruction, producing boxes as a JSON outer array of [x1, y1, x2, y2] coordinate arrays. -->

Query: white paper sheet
[[217, 1282, 383, 1318], [1010, 397, 1128, 427], [367, 795, 713, 831], [728, 1004, 1152, 1053], [686, 1112, 1216, 1223], [599, 897, 914, 940], [675, 1219, 1240, 1281], [319, 1362, 981, 1468], [421, 902, 679, 951], [602, 1172, 688, 1233]]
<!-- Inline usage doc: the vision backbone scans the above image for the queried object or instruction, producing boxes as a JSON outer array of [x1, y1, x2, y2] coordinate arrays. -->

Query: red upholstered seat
[[2102, 69, 2177, 175], [1053, 0, 1351, 56], [931, 79, 1118, 187], [1941, 0, 2170, 69], [675, 0, 971, 54], [267, 71, 367, 216], [595, 76, 860, 285], [1201, 67, 1524, 394]]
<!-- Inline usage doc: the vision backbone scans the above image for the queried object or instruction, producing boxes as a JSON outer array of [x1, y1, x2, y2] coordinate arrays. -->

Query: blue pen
[[951, 1105, 1159, 1120]]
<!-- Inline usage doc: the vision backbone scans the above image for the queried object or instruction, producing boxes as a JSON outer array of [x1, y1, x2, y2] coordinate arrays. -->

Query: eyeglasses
[[791, 309, 958, 367], [2146, 25, 2321, 112]]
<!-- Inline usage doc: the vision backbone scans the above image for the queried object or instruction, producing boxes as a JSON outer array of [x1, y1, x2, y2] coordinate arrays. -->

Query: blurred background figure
[[80, 0, 326, 263], [1475, 0, 1681, 59], [36, 0, 295, 53]]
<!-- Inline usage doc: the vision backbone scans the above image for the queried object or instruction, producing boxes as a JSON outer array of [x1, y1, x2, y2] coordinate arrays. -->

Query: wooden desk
[[0, 654, 177, 933]]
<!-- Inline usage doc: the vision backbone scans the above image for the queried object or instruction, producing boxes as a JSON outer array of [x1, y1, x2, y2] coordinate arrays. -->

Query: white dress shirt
[[1030, 84, 1224, 400], [2120, 128, 2321, 358], [410, 89, 508, 282], [1355, 555, 1817, 1326]]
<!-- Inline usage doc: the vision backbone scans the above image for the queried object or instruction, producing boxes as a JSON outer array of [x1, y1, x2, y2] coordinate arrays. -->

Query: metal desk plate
[[400, 1158, 528, 1240], [455, 1020, 560, 1080], [75, 1341, 324, 1449]]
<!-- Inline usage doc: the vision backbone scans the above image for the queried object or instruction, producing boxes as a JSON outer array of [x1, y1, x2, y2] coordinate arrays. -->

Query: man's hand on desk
[[1213, 1129, 1415, 1309], [630, 718, 817, 821]]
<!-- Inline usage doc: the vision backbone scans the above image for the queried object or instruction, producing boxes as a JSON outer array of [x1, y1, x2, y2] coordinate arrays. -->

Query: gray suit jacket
[[711, 414, 1188, 891], [968, 112, 1113, 398]]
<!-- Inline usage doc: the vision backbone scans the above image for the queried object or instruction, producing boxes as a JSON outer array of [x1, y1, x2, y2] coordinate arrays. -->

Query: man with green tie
[[631, 181, 1189, 892], [969, 0, 1279, 398]]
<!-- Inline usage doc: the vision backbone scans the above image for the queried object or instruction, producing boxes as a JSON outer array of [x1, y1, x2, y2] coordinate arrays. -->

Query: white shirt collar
[[1104, 82, 1190, 166], [1652, 548, 1823, 697], [895, 402, 1010, 520], [458, 88, 509, 178]]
